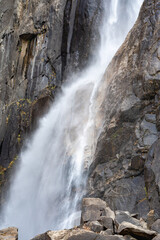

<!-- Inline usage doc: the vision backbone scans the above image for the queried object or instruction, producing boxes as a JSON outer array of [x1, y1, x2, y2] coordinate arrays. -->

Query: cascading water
[[1, 1, 143, 239]]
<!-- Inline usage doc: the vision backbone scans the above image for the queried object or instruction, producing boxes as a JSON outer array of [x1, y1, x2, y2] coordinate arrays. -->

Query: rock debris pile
[[2, 198, 160, 240]]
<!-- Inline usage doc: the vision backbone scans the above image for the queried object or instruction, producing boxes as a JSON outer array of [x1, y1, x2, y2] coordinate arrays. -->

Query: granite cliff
[[88, 0, 160, 220]]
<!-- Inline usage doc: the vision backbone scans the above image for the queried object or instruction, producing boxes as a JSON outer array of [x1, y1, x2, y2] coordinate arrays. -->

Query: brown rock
[[0, 227, 18, 240], [31, 228, 109, 240]]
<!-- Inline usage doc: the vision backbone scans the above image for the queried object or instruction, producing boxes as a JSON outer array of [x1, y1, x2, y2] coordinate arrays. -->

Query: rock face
[[0, 0, 104, 204], [0, 227, 18, 240], [87, 0, 160, 219]]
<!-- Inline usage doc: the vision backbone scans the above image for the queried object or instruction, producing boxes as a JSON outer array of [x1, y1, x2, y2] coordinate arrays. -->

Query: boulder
[[118, 221, 157, 239], [0, 227, 18, 240], [99, 216, 114, 230], [151, 219, 160, 233], [81, 198, 109, 223], [115, 211, 142, 228], [105, 208, 115, 221], [31, 228, 113, 240], [85, 221, 104, 233]]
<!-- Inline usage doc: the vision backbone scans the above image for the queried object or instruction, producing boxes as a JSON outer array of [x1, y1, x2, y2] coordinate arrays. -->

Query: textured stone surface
[[85, 221, 104, 233], [0, 227, 18, 240], [31, 228, 109, 240], [81, 198, 107, 223], [145, 140, 160, 218], [118, 222, 157, 240], [115, 211, 142, 228], [151, 219, 160, 233], [99, 216, 113, 230], [87, 0, 160, 218]]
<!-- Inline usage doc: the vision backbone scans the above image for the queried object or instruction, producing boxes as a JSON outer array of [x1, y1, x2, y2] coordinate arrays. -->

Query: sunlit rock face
[[0, 0, 103, 202], [88, 0, 160, 219]]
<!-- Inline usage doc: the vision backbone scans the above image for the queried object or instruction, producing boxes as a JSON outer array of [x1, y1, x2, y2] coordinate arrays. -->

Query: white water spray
[[1, 1, 143, 239]]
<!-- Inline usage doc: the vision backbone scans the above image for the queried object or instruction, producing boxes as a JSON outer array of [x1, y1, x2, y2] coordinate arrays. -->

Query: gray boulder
[[81, 198, 114, 223], [99, 216, 114, 230], [85, 221, 104, 233], [115, 211, 142, 228], [118, 221, 157, 240]]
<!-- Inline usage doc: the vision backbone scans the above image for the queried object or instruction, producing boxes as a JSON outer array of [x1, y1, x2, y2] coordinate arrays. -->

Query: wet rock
[[0, 227, 18, 240], [151, 219, 160, 233], [118, 222, 157, 240]]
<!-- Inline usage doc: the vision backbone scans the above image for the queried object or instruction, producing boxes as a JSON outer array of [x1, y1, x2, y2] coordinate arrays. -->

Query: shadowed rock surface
[[87, 0, 160, 219]]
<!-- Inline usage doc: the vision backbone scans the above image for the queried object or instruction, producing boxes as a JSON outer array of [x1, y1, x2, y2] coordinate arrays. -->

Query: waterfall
[[1, 1, 143, 239]]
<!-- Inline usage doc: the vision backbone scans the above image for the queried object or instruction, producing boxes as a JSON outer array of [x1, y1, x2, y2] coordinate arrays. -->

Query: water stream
[[1, 1, 143, 239]]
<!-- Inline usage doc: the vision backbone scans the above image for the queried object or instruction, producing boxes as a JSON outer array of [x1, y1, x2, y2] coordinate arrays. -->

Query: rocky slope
[[87, 0, 160, 220], [3, 198, 160, 240], [0, 0, 103, 203]]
